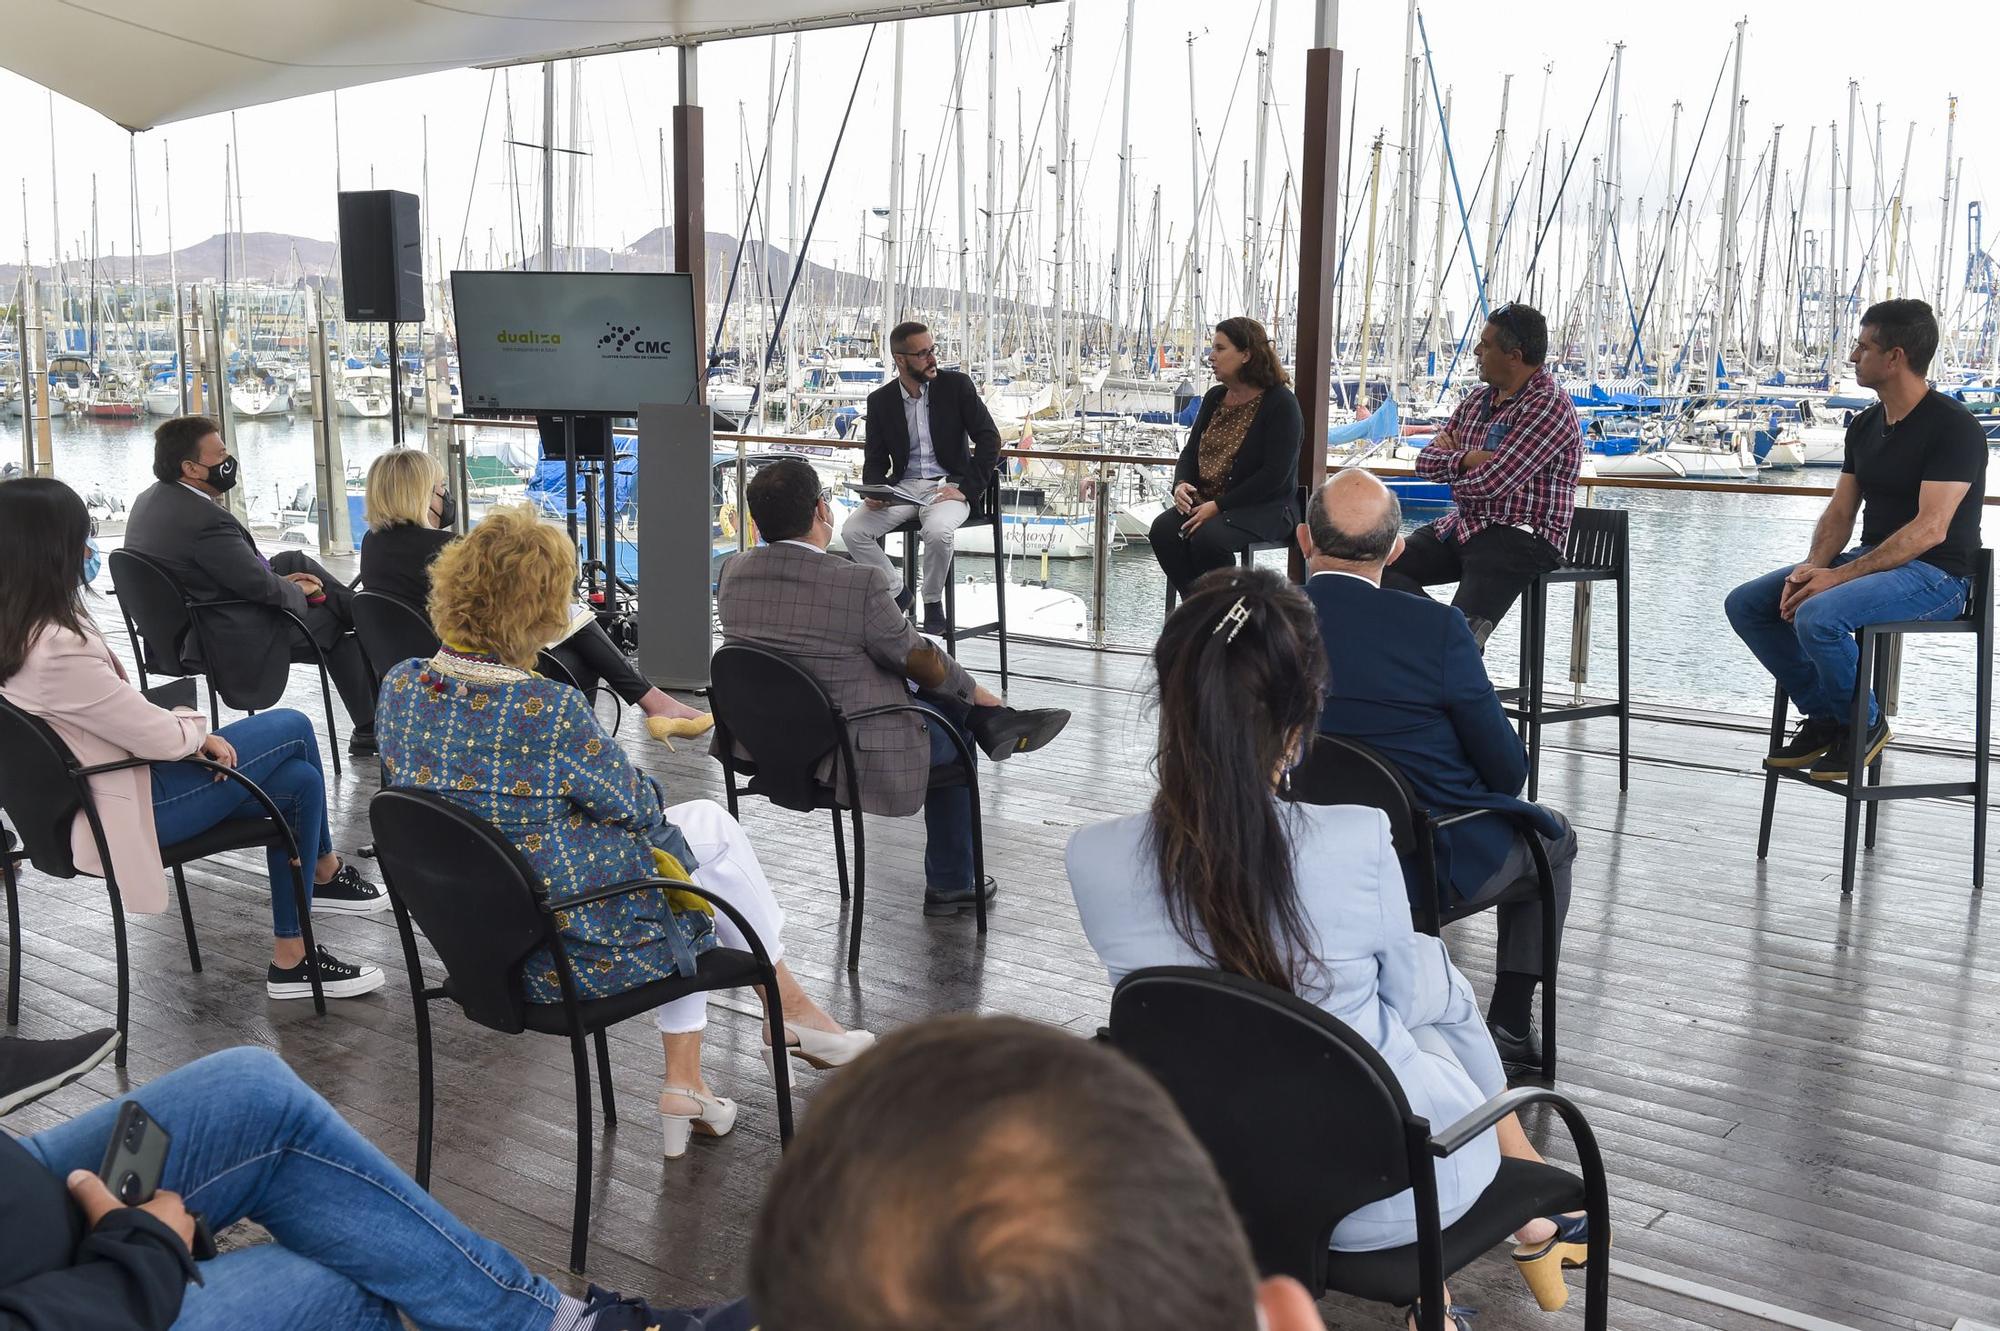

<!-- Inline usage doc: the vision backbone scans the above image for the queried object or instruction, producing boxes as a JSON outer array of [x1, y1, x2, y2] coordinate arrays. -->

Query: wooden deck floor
[[5, 624, 1997, 1331]]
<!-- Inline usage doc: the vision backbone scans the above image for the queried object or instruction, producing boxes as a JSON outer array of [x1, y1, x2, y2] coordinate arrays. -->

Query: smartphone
[[98, 1101, 170, 1206]]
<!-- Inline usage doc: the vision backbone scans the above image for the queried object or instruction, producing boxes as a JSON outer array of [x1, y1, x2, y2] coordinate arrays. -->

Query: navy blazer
[[1307, 572, 1563, 899], [862, 369, 1002, 503]]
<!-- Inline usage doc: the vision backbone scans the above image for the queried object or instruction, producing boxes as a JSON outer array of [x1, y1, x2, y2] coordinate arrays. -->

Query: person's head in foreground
[[745, 456, 834, 548], [425, 505, 574, 669], [1850, 298, 1939, 391], [1472, 301, 1547, 391], [1150, 566, 1329, 993], [364, 446, 449, 531], [1298, 468, 1406, 576], [748, 1014, 1326, 1331]]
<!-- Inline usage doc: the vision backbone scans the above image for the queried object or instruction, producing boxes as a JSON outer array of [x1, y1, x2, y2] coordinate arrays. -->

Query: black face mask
[[431, 489, 457, 529], [195, 454, 240, 494]]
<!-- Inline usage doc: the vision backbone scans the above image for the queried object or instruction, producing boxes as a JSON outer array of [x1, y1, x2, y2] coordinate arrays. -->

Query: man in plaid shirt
[[1387, 302, 1583, 648]]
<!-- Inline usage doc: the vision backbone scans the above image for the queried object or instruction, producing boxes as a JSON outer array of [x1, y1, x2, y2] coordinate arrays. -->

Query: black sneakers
[[1808, 718, 1894, 782], [1763, 716, 1840, 769], [312, 863, 391, 915], [970, 707, 1072, 761], [0, 1029, 121, 1115], [267, 945, 385, 1000], [572, 1285, 757, 1331]]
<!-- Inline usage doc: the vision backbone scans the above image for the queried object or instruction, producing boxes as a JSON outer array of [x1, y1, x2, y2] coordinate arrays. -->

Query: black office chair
[[1758, 547, 1993, 894], [1287, 733, 1560, 1080], [351, 589, 622, 735], [109, 548, 348, 777], [893, 469, 1009, 690], [368, 787, 793, 1273], [0, 696, 325, 1062], [351, 590, 442, 675], [1107, 966, 1610, 1331], [708, 643, 986, 970], [1494, 507, 1631, 803]]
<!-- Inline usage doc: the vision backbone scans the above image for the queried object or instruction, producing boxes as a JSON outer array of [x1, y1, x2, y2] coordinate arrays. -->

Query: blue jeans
[[1724, 546, 1970, 728], [20, 1047, 567, 1331], [150, 710, 333, 939], [921, 699, 976, 891]]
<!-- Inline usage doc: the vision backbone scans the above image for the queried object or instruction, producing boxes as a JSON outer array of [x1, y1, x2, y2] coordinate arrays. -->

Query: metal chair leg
[[992, 504, 1010, 692], [761, 960, 795, 1144], [1975, 610, 1993, 891], [567, 1031, 594, 1272], [1841, 636, 1874, 895], [171, 865, 202, 973], [970, 775, 988, 936], [108, 882, 130, 1068], [394, 900, 437, 1190], [4, 856, 19, 1026], [831, 808, 850, 901], [1757, 685, 1787, 859], [1525, 583, 1547, 804], [316, 657, 342, 779], [847, 807, 867, 972], [288, 861, 327, 1015], [1616, 567, 1631, 791], [592, 1026, 617, 1126]]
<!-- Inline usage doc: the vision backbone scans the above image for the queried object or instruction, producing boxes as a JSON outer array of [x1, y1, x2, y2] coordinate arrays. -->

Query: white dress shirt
[[901, 379, 944, 480]]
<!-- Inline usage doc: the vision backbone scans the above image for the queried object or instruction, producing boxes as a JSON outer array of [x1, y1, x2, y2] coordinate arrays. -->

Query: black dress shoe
[[921, 602, 949, 635], [894, 586, 915, 614], [970, 707, 1071, 761], [1488, 1020, 1543, 1074], [924, 876, 998, 916], [347, 727, 378, 758]]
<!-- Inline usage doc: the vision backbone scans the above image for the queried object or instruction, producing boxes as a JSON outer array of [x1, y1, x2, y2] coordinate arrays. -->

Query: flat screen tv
[[451, 270, 700, 415]]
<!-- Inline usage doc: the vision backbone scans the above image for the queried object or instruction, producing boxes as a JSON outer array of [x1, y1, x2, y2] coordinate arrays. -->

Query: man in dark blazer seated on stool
[[842, 320, 1002, 635], [1300, 468, 1578, 1071], [123, 415, 378, 755]]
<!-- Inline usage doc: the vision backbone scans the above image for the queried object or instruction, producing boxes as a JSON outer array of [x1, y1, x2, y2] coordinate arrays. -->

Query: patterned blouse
[[375, 650, 715, 1004], [1196, 391, 1267, 500]]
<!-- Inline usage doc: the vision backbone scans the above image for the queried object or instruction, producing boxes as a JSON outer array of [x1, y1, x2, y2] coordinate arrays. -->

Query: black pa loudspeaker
[[337, 190, 424, 323]]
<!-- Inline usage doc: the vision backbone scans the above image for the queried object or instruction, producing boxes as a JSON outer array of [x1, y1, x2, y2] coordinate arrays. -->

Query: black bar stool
[[1495, 507, 1631, 803], [1757, 547, 1992, 895], [895, 470, 1009, 690]]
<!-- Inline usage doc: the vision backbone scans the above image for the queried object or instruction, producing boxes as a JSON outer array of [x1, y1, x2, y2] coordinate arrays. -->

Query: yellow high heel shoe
[[645, 713, 715, 750], [1512, 1212, 1596, 1311]]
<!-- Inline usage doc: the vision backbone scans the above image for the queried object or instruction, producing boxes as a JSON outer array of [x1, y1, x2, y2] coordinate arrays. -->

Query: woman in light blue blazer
[[1066, 568, 1590, 1328]]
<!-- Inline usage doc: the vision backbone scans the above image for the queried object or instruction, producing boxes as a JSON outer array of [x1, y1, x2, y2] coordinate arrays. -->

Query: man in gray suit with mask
[[715, 458, 1068, 916]]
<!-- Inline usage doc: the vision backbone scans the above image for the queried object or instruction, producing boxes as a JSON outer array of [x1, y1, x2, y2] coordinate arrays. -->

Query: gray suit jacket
[[714, 541, 975, 818], [123, 480, 310, 709]]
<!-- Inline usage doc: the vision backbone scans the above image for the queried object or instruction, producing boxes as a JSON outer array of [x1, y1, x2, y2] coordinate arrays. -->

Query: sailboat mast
[[1355, 134, 1385, 409], [541, 61, 556, 271], [884, 23, 905, 353], [1715, 23, 1746, 377], [1935, 95, 1956, 314], [953, 15, 972, 365], [1429, 90, 1450, 372], [1054, 0, 1074, 400], [1185, 30, 1203, 370], [1248, 1, 1278, 324], [1483, 75, 1512, 304], [984, 13, 998, 387], [1659, 101, 1679, 394], [1110, 0, 1135, 373], [787, 32, 802, 429]]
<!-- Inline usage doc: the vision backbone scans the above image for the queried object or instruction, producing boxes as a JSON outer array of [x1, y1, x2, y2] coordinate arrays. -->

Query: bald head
[[1300, 469, 1403, 572]]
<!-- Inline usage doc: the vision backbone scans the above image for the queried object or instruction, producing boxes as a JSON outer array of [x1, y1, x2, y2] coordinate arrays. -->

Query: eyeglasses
[[818, 486, 833, 504], [896, 346, 940, 361], [1489, 303, 1524, 340]]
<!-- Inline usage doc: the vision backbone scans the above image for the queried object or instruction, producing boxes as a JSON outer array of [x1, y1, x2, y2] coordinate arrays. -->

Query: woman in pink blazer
[[0, 479, 385, 1001]]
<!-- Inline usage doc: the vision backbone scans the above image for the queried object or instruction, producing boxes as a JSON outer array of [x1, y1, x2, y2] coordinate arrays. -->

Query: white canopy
[[6, 0, 1035, 131]]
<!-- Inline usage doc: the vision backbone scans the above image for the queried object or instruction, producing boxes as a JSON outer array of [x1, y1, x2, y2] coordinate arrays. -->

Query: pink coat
[[0, 620, 208, 914]]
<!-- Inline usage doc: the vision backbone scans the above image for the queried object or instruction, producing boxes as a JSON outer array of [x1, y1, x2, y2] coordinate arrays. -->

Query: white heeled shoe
[[659, 1086, 737, 1160], [761, 1024, 877, 1074]]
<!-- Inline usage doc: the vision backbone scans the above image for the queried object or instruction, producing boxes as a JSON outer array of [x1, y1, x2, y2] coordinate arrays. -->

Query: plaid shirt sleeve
[[1447, 377, 1577, 506], [1414, 392, 1484, 482]]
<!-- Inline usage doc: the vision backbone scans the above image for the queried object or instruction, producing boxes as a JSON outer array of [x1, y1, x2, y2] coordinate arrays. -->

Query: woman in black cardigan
[[1149, 316, 1303, 595], [357, 449, 713, 744]]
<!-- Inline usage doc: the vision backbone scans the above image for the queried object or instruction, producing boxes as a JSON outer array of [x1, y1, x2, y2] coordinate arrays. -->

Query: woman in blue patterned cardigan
[[376, 507, 872, 1160]]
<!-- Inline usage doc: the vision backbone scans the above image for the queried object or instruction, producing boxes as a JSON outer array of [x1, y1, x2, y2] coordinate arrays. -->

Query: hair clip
[[1212, 596, 1252, 644]]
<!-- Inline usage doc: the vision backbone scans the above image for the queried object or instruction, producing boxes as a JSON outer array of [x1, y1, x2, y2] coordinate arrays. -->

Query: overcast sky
[[5, 1, 1997, 306]]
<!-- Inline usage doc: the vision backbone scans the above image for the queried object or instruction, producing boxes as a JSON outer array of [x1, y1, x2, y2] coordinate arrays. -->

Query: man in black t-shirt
[[1724, 299, 1986, 780]]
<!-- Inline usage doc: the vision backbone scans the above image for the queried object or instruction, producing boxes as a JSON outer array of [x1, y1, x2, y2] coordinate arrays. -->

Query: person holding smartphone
[[0, 1045, 733, 1330]]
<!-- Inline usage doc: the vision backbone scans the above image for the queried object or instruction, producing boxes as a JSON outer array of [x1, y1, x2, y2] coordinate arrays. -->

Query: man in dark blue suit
[[1300, 470, 1578, 1069]]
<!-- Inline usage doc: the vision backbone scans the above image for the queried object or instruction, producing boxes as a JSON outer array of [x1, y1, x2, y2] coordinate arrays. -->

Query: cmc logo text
[[496, 329, 561, 345], [599, 323, 672, 356]]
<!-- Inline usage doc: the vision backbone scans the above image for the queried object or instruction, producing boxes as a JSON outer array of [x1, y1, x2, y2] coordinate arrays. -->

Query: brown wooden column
[[1289, 44, 1344, 581], [673, 46, 706, 404]]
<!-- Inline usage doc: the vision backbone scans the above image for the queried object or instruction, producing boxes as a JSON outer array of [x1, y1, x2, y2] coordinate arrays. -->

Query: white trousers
[[653, 799, 788, 1034], [839, 474, 970, 605]]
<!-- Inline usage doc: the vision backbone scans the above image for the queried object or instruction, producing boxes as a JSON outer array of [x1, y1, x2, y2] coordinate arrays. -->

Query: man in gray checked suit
[[716, 458, 1069, 915]]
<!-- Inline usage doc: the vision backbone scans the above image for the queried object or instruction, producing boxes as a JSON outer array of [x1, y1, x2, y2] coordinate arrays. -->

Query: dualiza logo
[[598, 323, 672, 356], [496, 329, 561, 345]]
